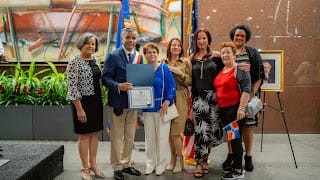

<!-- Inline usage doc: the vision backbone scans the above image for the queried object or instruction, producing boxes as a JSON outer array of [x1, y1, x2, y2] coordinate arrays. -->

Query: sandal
[[202, 163, 209, 174], [202, 156, 209, 174], [89, 165, 105, 178], [193, 164, 203, 178], [81, 168, 92, 180]]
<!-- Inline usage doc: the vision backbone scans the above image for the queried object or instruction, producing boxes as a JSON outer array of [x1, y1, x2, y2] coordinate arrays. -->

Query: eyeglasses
[[146, 50, 158, 54], [235, 34, 246, 38]]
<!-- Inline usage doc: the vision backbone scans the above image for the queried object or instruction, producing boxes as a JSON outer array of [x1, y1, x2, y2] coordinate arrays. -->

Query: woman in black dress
[[190, 28, 224, 178], [66, 33, 104, 180]]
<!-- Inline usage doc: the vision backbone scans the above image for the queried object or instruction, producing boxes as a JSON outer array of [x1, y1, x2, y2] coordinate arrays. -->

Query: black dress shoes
[[122, 167, 142, 176], [114, 170, 124, 180]]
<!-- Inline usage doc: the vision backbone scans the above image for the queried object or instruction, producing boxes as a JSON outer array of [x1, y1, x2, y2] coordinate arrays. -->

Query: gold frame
[[260, 50, 284, 92]]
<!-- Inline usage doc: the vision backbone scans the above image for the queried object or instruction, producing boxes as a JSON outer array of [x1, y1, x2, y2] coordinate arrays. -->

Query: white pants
[[143, 112, 171, 174]]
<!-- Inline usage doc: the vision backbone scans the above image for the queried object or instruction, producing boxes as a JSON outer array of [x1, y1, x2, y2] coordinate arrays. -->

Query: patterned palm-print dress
[[193, 90, 223, 160], [192, 57, 224, 161]]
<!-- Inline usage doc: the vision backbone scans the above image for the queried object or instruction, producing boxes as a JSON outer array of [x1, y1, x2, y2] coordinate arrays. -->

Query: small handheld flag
[[224, 120, 240, 141]]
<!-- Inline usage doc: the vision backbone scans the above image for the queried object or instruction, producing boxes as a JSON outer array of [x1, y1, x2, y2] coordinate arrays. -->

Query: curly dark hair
[[229, 24, 252, 42]]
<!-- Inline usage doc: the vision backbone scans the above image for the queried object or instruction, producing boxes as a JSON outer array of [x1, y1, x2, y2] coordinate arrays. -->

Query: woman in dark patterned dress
[[190, 28, 224, 178], [66, 33, 104, 180]]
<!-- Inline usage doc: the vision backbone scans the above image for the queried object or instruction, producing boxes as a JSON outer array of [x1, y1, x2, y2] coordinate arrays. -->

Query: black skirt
[[72, 60, 103, 134]]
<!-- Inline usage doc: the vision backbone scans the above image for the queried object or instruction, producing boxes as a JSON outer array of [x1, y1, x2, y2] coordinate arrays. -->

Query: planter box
[[33, 105, 77, 140], [0, 105, 33, 140], [33, 105, 104, 141], [0, 105, 142, 141]]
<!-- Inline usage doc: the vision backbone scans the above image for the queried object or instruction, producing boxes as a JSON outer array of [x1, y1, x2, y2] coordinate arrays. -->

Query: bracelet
[[238, 106, 246, 111]]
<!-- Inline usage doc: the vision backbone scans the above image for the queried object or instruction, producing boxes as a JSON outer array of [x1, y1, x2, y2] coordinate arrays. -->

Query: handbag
[[163, 103, 179, 122], [184, 99, 194, 136], [234, 66, 263, 118], [246, 96, 263, 118], [184, 118, 194, 136], [161, 64, 179, 122]]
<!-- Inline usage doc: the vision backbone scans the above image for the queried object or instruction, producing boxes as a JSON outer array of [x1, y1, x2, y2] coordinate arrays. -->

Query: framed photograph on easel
[[259, 50, 297, 168], [260, 50, 284, 92]]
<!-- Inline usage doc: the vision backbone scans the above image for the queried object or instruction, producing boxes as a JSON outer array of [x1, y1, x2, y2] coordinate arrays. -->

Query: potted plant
[[0, 61, 50, 139], [0, 61, 50, 105], [0, 61, 111, 140], [38, 62, 69, 106], [0, 61, 74, 140], [32, 62, 76, 140]]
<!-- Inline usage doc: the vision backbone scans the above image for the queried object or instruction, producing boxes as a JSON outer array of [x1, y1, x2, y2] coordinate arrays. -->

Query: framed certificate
[[128, 86, 154, 109]]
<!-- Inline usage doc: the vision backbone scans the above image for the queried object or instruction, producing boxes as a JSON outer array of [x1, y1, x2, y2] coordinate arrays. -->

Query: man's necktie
[[128, 53, 132, 63]]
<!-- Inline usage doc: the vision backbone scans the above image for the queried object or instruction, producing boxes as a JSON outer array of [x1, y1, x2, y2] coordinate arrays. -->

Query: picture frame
[[260, 50, 284, 92]]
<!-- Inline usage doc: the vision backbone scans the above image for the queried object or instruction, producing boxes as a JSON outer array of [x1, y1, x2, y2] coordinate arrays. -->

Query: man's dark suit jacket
[[102, 47, 143, 109]]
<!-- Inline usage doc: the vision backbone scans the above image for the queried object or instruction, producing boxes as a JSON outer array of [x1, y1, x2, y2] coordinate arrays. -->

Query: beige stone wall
[[183, 0, 320, 133]]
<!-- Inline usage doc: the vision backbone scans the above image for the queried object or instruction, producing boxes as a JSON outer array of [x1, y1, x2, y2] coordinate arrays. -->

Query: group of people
[[66, 24, 264, 180]]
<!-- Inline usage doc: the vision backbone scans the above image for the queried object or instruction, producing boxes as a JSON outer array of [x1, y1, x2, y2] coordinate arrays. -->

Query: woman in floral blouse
[[66, 33, 104, 180]]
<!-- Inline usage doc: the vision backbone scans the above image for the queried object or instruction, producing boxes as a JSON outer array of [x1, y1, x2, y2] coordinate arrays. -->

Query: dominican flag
[[224, 120, 240, 141]]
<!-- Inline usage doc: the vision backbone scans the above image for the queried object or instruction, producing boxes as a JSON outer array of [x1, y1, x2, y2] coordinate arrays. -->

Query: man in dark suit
[[102, 28, 143, 180]]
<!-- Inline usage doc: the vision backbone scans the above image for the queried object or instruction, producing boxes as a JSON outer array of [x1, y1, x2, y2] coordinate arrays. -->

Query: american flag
[[224, 120, 240, 141], [187, 0, 198, 55]]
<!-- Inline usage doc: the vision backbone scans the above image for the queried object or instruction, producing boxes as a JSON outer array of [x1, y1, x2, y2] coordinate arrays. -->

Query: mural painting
[[0, 0, 182, 62]]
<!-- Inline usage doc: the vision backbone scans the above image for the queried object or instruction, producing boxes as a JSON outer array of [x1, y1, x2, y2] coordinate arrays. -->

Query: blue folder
[[126, 64, 154, 86]]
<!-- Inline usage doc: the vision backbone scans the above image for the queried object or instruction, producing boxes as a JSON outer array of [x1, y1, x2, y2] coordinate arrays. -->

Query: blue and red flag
[[187, 0, 198, 55], [116, 0, 131, 48], [224, 120, 240, 141], [183, 97, 196, 165], [115, 7, 124, 48]]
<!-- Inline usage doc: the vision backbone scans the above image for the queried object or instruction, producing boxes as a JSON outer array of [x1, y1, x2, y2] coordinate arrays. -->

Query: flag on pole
[[224, 120, 240, 141], [115, 0, 131, 48], [115, 6, 124, 48], [122, 0, 130, 20], [187, 0, 198, 55]]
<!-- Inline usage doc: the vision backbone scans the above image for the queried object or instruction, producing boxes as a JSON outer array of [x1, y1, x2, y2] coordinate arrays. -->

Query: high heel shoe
[[173, 155, 183, 173], [89, 166, 105, 178], [202, 156, 209, 174], [166, 154, 176, 171], [81, 168, 92, 180], [193, 163, 203, 178]]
